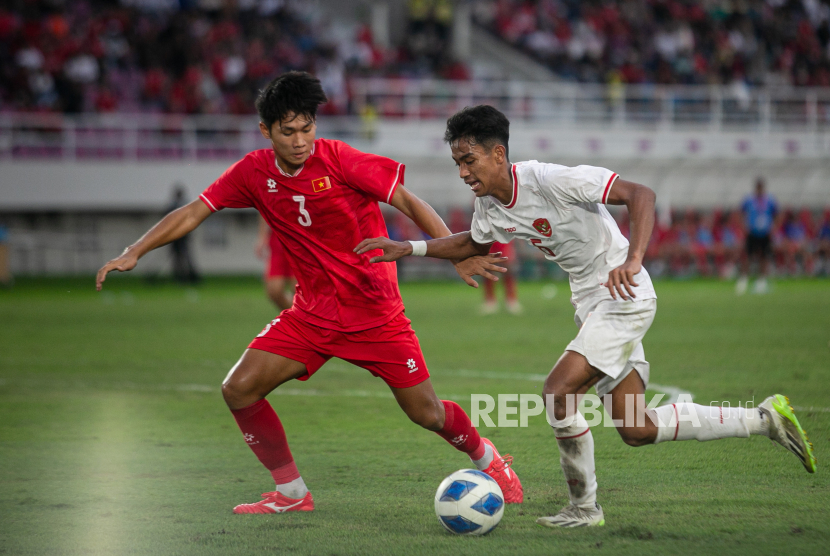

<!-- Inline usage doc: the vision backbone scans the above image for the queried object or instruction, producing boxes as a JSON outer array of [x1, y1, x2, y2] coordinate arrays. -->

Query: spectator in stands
[[713, 210, 744, 279], [0, 0, 470, 116], [474, 0, 830, 88], [737, 178, 777, 295], [0, 223, 11, 287], [779, 209, 814, 276], [692, 211, 715, 277]]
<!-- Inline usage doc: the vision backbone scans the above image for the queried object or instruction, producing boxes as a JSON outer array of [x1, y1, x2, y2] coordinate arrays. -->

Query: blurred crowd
[[0, 0, 463, 115], [620, 206, 830, 278], [9, 0, 830, 117], [474, 0, 830, 87], [385, 205, 830, 279]]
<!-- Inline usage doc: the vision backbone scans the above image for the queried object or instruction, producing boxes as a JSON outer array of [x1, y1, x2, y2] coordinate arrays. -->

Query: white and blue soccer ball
[[434, 469, 505, 535]]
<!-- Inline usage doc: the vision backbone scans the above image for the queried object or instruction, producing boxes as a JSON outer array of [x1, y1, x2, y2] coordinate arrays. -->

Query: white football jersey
[[470, 161, 656, 304]]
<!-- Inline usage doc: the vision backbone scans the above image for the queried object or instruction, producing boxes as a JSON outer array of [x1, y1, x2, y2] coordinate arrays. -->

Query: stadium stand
[[0, 0, 828, 280], [474, 0, 830, 87]]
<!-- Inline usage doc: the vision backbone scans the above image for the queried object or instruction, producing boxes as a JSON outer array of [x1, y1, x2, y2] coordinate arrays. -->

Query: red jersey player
[[255, 216, 296, 310], [95, 72, 521, 514]]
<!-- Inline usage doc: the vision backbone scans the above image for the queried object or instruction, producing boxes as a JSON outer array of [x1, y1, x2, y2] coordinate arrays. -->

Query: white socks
[[471, 442, 494, 471], [552, 412, 598, 508], [653, 403, 769, 444], [275, 476, 309, 499]]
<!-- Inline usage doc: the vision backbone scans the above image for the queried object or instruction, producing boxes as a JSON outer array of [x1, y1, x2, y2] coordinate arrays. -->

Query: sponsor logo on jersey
[[312, 176, 332, 193], [504, 227, 516, 233], [533, 218, 552, 237], [267, 178, 278, 192]]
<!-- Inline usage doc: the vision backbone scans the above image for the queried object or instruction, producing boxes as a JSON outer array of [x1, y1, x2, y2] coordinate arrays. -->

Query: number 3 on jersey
[[293, 195, 312, 227]]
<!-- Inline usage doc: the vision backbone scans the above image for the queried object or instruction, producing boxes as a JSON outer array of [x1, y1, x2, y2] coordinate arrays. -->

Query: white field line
[[12, 365, 825, 412], [165, 381, 830, 413], [173, 365, 695, 406], [792, 406, 830, 413]]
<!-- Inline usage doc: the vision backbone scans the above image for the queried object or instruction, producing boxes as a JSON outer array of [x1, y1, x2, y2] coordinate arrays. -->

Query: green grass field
[[1, 277, 829, 555]]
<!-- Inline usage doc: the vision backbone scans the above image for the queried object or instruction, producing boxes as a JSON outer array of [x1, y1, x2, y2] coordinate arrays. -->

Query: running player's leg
[[222, 348, 316, 512], [389, 378, 523, 503], [223, 313, 332, 513], [336, 312, 522, 502], [539, 350, 604, 527], [602, 365, 816, 473]]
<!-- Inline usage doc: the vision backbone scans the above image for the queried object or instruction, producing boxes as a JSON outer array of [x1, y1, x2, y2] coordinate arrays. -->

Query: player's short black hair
[[255, 71, 328, 130], [444, 105, 510, 159]]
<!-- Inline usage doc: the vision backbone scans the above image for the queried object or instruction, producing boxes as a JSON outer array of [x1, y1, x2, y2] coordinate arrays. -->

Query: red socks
[[230, 399, 300, 484], [233, 399, 485, 483], [436, 400, 485, 460]]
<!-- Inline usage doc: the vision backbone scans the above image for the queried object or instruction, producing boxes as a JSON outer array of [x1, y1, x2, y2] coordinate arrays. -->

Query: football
[[434, 469, 505, 535]]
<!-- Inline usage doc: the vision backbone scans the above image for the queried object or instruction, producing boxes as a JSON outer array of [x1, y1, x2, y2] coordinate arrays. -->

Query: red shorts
[[266, 233, 294, 279], [248, 310, 430, 389]]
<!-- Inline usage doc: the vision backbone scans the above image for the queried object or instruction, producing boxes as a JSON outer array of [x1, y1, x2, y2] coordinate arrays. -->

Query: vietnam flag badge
[[312, 176, 332, 193]]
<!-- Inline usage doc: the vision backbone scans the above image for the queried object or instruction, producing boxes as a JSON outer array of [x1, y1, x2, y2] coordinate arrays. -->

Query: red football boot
[[481, 438, 523, 503], [233, 491, 314, 514]]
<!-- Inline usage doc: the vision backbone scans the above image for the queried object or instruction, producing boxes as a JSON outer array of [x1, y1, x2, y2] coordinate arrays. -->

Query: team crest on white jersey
[[267, 178, 278, 192], [533, 218, 552, 237]]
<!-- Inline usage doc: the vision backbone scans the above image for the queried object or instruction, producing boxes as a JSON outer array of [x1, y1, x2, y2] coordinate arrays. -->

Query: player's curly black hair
[[255, 71, 328, 130], [444, 105, 510, 159]]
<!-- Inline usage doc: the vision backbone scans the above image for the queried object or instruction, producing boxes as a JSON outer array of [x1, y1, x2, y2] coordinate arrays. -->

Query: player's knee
[[541, 387, 571, 423], [221, 378, 258, 410], [407, 403, 444, 431], [618, 426, 653, 447]]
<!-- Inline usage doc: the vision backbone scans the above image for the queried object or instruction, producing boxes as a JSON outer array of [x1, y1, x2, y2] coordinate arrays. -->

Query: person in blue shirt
[[737, 178, 777, 294], [818, 210, 830, 275]]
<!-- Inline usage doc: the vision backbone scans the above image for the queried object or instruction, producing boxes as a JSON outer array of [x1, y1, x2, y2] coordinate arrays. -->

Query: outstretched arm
[[605, 178, 656, 300], [96, 199, 212, 290], [361, 185, 505, 287], [354, 231, 503, 287]]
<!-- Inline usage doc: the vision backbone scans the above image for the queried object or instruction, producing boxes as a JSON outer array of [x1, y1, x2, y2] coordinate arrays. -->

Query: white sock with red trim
[[652, 403, 769, 444], [552, 411, 597, 508], [470, 442, 494, 470]]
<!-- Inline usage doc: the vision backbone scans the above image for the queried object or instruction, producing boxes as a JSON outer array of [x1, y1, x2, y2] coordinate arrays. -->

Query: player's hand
[[453, 254, 508, 288], [354, 237, 412, 262], [604, 258, 641, 300], [96, 252, 138, 291]]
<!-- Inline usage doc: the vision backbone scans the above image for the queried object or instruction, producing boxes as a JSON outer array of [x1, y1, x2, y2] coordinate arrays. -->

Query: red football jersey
[[201, 138, 404, 332]]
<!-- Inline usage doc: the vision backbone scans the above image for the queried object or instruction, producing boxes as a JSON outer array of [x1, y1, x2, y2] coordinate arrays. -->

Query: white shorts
[[565, 293, 657, 397]]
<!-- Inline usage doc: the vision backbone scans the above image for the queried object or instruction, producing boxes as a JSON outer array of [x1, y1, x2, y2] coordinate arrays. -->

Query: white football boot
[[537, 503, 605, 528]]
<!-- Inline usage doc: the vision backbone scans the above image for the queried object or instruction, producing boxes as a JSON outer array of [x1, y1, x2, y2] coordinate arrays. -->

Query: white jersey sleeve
[[537, 164, 619, 206], [470, 198, 500, 245]]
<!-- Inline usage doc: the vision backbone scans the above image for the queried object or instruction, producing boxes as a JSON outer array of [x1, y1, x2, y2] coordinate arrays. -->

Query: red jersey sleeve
[[334, 141, 404, 204], [200, 156, 256, 212]]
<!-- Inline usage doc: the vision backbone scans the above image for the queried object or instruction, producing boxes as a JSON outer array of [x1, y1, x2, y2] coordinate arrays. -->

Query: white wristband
[[408, 240, 427, 257]]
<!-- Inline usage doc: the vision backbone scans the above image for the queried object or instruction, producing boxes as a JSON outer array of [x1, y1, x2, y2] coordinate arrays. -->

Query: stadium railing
[[1, 81, 829, 161]]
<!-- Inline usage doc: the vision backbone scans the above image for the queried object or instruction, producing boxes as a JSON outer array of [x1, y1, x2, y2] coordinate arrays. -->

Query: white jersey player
[[355, 105, 816, 528]]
